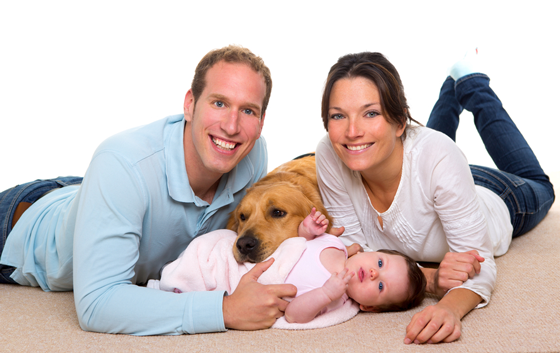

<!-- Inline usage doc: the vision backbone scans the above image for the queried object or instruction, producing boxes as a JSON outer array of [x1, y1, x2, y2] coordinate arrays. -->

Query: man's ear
[[184, 89, 195, 122], [360, 304, 380, 312], [257, 112, 266, 138]]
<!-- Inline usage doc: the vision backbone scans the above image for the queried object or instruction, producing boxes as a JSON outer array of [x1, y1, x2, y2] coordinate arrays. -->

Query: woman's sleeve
[[315, 137, 373, 251], [423, 134, 497, 307]]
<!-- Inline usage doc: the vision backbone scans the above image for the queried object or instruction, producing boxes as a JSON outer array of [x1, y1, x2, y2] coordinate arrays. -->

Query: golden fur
[[227, 156, 332, 262]]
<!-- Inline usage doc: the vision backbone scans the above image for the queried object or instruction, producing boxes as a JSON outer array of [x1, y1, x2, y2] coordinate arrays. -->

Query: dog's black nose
[[236, 236, 259, 255]]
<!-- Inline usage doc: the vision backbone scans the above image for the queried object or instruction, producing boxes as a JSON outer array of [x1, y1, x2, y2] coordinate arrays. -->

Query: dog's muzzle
[[236, 235, 260, 257]]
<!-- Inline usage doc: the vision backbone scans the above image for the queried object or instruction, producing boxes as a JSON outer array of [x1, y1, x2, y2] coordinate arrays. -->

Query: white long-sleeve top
[[316, 126, 513, 307]]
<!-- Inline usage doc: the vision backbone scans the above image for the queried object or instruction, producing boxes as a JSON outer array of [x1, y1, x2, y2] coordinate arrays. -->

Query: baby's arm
[[284, 268, 354, 323], [298, 207, 329, 241]]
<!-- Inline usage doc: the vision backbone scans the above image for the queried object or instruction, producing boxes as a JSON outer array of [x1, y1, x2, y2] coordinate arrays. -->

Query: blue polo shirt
[[0, 114, 267, 335]]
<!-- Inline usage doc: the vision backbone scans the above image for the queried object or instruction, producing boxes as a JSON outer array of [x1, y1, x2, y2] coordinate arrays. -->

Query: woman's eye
[[330, 114, 344, 120], [379, 282, 384, 291], [366, 111, 379, 118], [214, 101, 225, 108], [378, 259, 383, 268]]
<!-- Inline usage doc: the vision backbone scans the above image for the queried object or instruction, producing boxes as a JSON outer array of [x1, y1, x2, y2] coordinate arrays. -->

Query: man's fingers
[[268, 283, 297, 299], [276, 296, 292, 313], [244, 258, 275, 282]]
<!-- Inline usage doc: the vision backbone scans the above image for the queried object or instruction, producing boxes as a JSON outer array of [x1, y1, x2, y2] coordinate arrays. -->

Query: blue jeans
[[0, 176, 83, 283], [427, 74, 555, 238]]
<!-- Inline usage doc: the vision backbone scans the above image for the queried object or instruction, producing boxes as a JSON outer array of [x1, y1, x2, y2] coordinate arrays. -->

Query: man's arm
[[73, 152, 226, 335]]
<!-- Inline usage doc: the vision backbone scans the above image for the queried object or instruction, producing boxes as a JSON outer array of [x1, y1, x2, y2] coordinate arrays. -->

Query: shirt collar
[[165, 115, 255, 205]]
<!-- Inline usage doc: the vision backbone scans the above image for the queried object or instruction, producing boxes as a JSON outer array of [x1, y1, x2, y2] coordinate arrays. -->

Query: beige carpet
[[1, 173, 559, 353]]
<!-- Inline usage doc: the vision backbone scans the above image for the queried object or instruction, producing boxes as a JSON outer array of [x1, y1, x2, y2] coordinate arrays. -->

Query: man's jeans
[[0, 177, 83, 283], [427, 74, 555, 238]]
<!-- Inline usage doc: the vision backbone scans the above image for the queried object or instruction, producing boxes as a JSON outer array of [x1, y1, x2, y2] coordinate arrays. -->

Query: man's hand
[[432, 250, 485, 297], [223, 258, 297, 330]]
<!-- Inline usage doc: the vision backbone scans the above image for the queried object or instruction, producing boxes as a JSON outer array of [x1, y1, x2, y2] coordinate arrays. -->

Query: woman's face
[[327, 77, 405, 174]]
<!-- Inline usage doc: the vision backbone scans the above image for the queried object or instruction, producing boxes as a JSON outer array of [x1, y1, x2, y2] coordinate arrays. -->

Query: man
[[0, 45, 296, 335]]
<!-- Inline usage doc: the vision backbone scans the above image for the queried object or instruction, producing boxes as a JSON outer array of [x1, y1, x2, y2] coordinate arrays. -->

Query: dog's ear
[[296, 180, 334, 233], [227, 211, 238, 232]]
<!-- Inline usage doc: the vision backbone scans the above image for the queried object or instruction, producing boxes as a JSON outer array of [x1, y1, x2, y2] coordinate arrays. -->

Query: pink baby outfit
[[284, 233, 349, 314]]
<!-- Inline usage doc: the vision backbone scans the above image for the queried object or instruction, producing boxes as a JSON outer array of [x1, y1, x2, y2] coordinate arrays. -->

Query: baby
[[151, 208, 426, 324], [283, 208, 426, 323]]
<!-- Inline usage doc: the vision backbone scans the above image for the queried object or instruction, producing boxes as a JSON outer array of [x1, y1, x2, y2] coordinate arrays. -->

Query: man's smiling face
[[183, 60, 267, 178]]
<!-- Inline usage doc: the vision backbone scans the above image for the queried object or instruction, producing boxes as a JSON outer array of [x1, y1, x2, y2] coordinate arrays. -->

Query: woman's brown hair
[[321, 52, 421, 138]]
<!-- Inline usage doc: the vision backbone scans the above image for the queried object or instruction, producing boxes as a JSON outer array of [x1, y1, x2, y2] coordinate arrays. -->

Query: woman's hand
[[346, 243, 363, 257], [404, 302, 461, 344], [432, 250, 485, 297], [404, 288, 481, 344]]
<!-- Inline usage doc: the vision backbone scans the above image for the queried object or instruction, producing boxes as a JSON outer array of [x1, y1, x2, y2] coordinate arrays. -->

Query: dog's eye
[[240, 213, 246, 221], [271, 209, 286, 218]]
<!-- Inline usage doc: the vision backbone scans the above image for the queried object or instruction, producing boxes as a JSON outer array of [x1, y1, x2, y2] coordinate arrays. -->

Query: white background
[[1, 1, 559, 191]]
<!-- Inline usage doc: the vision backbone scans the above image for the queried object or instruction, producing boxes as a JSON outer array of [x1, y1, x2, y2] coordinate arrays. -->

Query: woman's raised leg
[[426, 77, 463, 141], [455, 73, 550, 184], [453, 68, 554, 236]]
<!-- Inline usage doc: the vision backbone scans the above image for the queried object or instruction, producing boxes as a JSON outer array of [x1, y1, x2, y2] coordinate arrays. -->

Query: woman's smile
[[345, 143, 373, 152]]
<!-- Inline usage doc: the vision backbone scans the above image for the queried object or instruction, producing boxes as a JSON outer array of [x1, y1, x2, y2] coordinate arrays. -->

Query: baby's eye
[[379, 282, 384, 291], [214, 101, 225, 108], [378, 259, 383, 268]]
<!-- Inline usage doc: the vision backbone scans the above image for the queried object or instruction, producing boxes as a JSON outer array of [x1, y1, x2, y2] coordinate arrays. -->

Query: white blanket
[[147, 229, 359, 329]]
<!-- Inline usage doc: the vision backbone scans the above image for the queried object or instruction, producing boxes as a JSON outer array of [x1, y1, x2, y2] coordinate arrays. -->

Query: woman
[[315, 50, 555, 344]]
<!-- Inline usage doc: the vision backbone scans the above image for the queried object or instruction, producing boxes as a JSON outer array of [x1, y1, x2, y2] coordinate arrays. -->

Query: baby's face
[[345, 251, 410, 311]]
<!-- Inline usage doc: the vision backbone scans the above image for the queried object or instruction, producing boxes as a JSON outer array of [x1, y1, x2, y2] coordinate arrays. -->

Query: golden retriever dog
[[227, 155, 333, 263]]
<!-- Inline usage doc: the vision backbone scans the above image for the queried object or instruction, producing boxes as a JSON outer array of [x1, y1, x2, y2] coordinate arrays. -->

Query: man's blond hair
[[191, 45, 272, 118]]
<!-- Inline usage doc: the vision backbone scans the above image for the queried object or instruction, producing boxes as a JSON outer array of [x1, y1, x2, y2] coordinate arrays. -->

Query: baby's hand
[[301, 207, 329, 237], [321, 268, 354, 301]]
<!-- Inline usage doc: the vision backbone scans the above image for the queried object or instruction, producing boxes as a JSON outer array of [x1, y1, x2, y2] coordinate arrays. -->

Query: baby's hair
[[371, 249, 426, 312]]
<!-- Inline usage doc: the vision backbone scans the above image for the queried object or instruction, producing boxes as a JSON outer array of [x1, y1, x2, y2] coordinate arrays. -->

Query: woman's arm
[[284, 269, 353, 323], [411, 131, 498, 343]]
